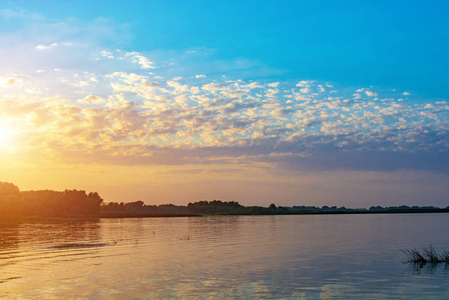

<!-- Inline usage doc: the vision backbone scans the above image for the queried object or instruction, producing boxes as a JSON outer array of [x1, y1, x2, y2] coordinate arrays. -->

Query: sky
[[0, 0, 449, 208]]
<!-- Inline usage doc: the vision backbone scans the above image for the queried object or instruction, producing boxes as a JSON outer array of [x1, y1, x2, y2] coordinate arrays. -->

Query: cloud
[[296, 80, 315, 87], [100, 50, 114, 58], [78, 95, 105, 104], [202, 82, 229, 91], [0, 8, 43, 21], [3, 69, 447, 174], [0, 17, 448, 175], [0, 77, 22, 87], [125, 51, 155, 69], [35, 43, 58, 50]]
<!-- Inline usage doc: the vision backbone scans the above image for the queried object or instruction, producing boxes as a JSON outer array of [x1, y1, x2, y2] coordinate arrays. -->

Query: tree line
[[102, 200, 447, 215], [0, 182, 103, 217], [2, 181, 447, 218], [101, 199, 244, 215], [101, 200, 188, 215]]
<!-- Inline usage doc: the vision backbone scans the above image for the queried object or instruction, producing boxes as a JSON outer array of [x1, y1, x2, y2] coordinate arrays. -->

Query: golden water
[[1, 214, 449, 299]]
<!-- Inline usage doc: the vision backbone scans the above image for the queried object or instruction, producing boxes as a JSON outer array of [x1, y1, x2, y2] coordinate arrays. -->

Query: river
[[1, 213, 449, 299]]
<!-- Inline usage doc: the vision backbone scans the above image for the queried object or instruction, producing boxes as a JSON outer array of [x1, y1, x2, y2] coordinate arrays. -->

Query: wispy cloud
[[35, 43, 58, 50]]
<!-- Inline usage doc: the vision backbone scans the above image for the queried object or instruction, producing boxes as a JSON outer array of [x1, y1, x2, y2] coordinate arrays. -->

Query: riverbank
[[4, 207, 449, 222], [99, 211, 201, 218], [101, 208, 449, 218]]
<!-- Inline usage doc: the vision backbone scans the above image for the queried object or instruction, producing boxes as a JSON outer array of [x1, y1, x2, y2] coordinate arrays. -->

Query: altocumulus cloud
[[0, 46, 448, 173]]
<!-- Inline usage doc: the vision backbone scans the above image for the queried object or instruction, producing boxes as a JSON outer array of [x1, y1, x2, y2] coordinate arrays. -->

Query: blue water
[[1, 213, 449, 299]]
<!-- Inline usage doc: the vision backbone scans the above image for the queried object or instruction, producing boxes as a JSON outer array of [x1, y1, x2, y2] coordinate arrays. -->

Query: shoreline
[[5, 208, 448, 221]]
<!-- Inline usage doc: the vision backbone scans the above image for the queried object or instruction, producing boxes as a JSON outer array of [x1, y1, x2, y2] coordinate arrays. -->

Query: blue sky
[[0, 1, 449, 207], [6, 0, 449, 99]]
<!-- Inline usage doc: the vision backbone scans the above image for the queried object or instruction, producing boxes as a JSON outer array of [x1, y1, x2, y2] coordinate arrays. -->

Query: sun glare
[[0, 126, 12, 146]]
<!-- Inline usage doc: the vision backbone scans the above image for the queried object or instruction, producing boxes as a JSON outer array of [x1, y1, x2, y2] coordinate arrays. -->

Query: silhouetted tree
[[0, 182, 20, 199], [187, 200, 244, 214], [0, 182, 21, 215], [268, 203, 277, 211], [125, 200, 144, 212]]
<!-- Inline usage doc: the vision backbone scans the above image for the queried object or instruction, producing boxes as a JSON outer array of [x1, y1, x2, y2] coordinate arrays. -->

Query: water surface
[[1, 214, 449, 299]]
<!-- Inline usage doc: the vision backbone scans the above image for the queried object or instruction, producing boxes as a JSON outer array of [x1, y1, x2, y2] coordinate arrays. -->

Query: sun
[[0, 121, 19, 153], [0, 126, 12, 145]]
